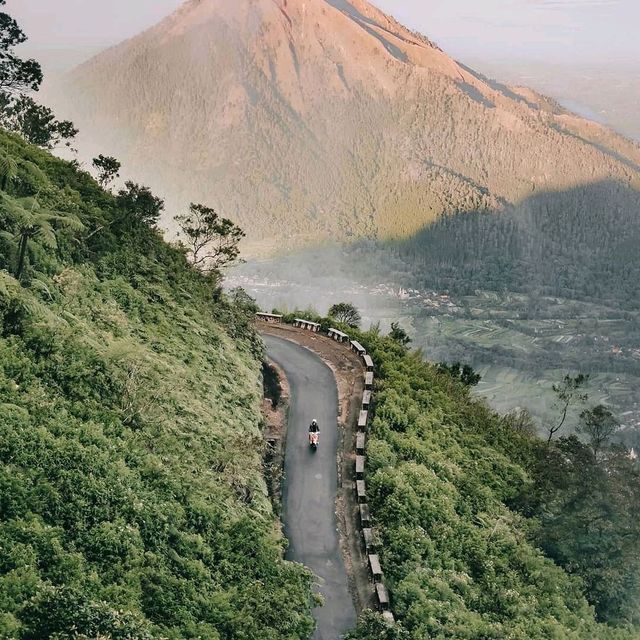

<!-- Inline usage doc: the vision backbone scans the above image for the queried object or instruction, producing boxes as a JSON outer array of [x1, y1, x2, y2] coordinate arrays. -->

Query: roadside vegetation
[[276, 307, 640, 639], [0, 127, 316, 638]]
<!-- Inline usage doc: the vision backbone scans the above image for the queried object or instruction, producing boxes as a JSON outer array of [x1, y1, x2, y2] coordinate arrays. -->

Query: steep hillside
[[0, 130, 314, 638], [265, 311, 640, 639], [53, 0, 640, 252]]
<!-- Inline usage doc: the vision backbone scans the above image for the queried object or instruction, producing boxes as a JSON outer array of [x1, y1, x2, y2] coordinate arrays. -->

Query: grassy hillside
[[0, 129, 314, 638]]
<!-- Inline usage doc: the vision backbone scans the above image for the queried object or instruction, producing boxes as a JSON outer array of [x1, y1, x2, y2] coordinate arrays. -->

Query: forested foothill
[[3, 1, 640, 637], [360, 334, 640, 638], [0, 132, 317, 638], [350, 179, 640, 312]]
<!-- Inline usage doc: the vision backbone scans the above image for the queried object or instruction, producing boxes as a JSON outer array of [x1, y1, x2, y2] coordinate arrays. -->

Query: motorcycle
[[309, 431, 320, 451]]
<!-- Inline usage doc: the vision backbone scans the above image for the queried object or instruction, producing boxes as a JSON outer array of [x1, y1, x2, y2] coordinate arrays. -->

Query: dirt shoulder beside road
[[261, 359, 290, 518], [259, 321, 374, 614]]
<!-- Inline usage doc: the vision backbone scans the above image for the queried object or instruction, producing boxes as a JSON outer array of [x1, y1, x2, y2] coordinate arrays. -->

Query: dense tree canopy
[[115, 181, 164, 230], [350, 180, 640, 312], [328, 302, 362, 327], [0, 127, 313, 638], [344, 326, 639, 639]]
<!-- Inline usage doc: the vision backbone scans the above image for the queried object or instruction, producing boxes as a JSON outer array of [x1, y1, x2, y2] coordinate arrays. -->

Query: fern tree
[[0, 153, 17, 190], [0, 193, 84, 279]]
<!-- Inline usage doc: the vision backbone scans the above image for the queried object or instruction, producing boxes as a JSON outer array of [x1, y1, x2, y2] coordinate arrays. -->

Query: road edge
[[259, 323, 374, 615]]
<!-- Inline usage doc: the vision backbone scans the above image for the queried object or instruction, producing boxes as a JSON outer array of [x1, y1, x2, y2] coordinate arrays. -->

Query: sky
[[383, 0, 639, 65], [8, 0, 640, 138]]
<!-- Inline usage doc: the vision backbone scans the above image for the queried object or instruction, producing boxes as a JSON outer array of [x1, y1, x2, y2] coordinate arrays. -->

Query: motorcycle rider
[[309, 419, 320, 445]]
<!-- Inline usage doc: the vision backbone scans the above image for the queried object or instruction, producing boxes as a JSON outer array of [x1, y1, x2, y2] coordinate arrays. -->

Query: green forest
[[0, 130, 317, 637], [0, 8, 317, 636], [2, 2, 640, 637], [274, 308, 640, 639], [348, 328, 640, 639], [349, 178, 640, 311]]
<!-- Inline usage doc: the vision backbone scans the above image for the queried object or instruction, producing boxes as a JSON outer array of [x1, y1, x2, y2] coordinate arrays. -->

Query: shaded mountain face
[[54, 0, 640, 252]]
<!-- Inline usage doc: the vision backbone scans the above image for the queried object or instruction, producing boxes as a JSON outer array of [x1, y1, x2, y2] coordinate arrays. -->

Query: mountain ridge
[[52, 0, 640, 252]]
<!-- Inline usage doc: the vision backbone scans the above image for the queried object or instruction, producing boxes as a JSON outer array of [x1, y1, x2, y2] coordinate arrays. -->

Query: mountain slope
[[0, 129, 314, 638], [53, 0, 640, 251]]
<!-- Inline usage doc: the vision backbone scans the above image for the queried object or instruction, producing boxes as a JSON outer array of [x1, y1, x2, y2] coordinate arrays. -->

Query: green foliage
[[345, 611, 409, 640], [328, 302, 361, 328], [349, 180, 640, 313], [0, 3, 43, 94], [92, 154, 121, 188], [0, 95, 78, 149], [0, 129, 314, 638], [115, 181, 164, 231], [436, 361, 481, 387], [547, 373, 590, 442], [0, 151, 17, 189], [389, 321, 411, 346], [175, 202, 245, 273], [522, 434, 640, 627], [0, 2, 76, 151], [0, 193, 84, 279], [345, 329, 638, 639], [578, 404, 621, 461]]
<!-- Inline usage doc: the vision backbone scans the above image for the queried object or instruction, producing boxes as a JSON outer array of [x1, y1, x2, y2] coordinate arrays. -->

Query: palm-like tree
[[0, 154, 18, 190], [0, 193, 84, 279]]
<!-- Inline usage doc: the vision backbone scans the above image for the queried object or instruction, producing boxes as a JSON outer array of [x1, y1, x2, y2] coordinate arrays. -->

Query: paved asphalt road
[[264, 335, 357, 640]]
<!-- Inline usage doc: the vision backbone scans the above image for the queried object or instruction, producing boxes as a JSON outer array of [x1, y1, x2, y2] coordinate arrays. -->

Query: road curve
[[264, 334, 357, 640]]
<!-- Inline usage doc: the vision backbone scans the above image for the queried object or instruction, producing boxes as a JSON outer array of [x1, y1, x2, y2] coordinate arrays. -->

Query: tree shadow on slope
[[352, 179, 640, 311]]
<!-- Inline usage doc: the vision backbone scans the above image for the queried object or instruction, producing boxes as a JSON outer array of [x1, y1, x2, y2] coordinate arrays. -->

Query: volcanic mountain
[[55, 0, 640, 252]]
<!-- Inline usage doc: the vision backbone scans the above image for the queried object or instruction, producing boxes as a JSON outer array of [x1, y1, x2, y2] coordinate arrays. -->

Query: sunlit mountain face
[[47, 0, 640, 437], [51, 0, 640, 252]]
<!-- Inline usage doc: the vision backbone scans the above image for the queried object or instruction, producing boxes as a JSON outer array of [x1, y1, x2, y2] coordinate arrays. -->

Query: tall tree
[[578, 404, 621, 462], [328, 302, 361, 328], [175, 203, 245, 272], [546, 374, 589, 443], [0, 193, 84, 279], [389, 321, 411, 346], [0, 0, 43, 95], [0, 95, 78, 149], [92, 154, 121, 188], [115, 182, 164, 230], [0, 1, 77, 149]]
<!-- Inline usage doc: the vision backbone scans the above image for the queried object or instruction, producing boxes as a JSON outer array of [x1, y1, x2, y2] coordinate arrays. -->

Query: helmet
[[311, 419, 318, 426]]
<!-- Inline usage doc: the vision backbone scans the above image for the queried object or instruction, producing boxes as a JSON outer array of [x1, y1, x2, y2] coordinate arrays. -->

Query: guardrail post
[[356, 432, 366, 455]]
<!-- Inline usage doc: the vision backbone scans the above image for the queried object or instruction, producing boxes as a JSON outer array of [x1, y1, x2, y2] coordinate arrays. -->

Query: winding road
[[264, 335, 357, 640]]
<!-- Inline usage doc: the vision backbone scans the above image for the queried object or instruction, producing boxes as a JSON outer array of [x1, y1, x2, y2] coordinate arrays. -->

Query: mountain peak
[[56, 0, 640, 251], [136, 0, 459, 85]]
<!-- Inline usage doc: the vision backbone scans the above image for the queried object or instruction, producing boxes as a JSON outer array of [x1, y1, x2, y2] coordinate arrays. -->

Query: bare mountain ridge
[[54, 0, 640, 252]]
